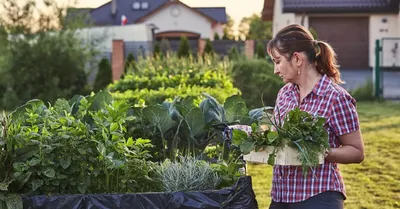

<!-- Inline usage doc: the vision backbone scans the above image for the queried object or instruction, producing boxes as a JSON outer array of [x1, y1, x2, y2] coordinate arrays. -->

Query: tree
[[0, 0, 97, 110], [203, 39, 214, 58], [238, 14, 272, 41], [94, 58, 112, 91], [222, 14, 235, 40], [153, 41, 161, 57], [255, 42, 266, 59], [0, 0, 88, 34], [177, 36, 190, 58], [213, 33, 220, 40]]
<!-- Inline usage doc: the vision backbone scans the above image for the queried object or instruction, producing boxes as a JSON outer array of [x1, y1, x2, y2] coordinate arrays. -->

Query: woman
[[267, 24, 365, 209]]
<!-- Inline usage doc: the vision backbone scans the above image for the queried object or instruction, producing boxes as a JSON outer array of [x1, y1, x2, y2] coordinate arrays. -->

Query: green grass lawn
[[246, 101, 400, 209]]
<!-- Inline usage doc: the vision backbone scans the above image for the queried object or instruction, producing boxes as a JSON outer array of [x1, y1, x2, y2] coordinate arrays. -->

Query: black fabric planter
[[22, 176, 258, 209]]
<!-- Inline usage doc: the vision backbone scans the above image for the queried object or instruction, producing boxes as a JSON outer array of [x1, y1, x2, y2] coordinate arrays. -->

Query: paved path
[[340, 69, 400, 100]]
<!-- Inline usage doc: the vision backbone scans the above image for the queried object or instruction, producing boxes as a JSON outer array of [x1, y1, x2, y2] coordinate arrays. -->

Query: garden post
[[374, 39, 382, 98]]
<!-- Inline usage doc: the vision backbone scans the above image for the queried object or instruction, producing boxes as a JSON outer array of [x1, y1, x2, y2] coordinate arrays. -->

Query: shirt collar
[[289, 74, 331, 96]]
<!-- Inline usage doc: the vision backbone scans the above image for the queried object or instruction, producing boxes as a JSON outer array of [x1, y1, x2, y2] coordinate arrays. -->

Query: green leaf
[[267, 153, 276, 166], [43, 167, 55, 178], [5, 194, 22, 209], [31, 179, 43, 191], [267, 131, 278, 143], [28, 158, 41, 167], [54, 99, 71, 114], [224, 95, 249, 124], [0, 180, 12, 191], [240, 140, 255, 155], [13, 162, 29, 172], [142, 105, 176, 134], [88, 91, 113, 112], [9, 99, 45, 124], [184, 108, 205, 139], [14, 145, 40, 162], [248, 107, 265, 122], [78, 184, 87, 194], [199, 93, 225, 123], [231, 129, 248, 146], [60, 156, 71, 169], [110, 122, 119, 132]]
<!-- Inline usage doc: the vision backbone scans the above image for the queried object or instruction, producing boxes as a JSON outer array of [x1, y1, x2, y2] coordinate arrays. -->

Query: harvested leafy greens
[[232, 107, 330, 177]]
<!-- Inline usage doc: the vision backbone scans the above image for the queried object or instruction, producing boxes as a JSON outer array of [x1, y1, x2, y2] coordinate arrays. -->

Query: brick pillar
[[198, 39, 206, 55], [245, 40, 255, 59], [112, 40, 125, 81]]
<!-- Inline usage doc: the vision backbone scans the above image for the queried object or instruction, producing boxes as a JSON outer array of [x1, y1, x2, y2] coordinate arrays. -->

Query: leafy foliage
[[238, 14, 272, 41], [255, 42, 266, 59], [204, 39, 214, 57], [108, 53, 240, 106], [0, 92, 161, 205], [153, 42, 161, 58], [94, 58, 112, 91], [233, 107, 330, 176], [231, 59, 284, 108], [156, 156, 220, 192], [177, 36, 191, 58]]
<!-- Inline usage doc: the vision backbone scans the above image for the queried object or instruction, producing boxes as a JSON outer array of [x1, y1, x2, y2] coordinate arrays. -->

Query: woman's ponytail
[[315, 41, 343, 84]]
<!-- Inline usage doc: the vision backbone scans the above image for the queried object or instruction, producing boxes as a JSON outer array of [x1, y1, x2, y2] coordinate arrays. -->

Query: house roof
[[90, 0, 169, 25], [69, 0, 227, 26], [134, 1, 219, 24], [282, 0, 400, 13], [193, 7, 227, 23]]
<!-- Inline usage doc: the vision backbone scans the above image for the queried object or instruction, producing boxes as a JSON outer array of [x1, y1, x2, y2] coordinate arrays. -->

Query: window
[[132, 1, 149, 10], [141, 2, 149, 10], [132, 2, 140, 10]]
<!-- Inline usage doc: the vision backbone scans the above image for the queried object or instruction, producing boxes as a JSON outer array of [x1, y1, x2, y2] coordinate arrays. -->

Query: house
[[262, 0, 400, 70], [76, 0, 227, 41]]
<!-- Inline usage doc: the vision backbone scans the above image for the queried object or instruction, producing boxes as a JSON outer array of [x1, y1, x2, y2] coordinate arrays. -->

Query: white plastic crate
[[243, 146, 324, 165]]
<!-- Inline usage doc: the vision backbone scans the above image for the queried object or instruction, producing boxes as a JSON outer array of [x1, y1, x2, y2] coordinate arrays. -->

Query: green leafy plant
[[156, 156, 220, 192], [94, 58, 112, 91], [177, 36, 191, 58], [233, 107, 330, 177], [204, 39, 214, 57]]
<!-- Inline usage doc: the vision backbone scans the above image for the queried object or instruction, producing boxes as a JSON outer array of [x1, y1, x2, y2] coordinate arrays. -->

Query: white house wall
[[272, 0, 296, 36], [142, 4, 213, 39], [75, 24, 154, 52], [370, 14, 399, 67]]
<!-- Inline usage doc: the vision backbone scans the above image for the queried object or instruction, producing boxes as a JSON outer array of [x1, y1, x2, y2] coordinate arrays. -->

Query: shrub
[[203, 39, 214, 57], [177, 36, 190, 58], [350, 79, 375, 101], [108, 54, 240, 105], [0, 31, 94, 110], [228, 46, 238, 60], [153, 41, 161, 58], [156, 156, 220, 192], [255, 42, 266, 59], [93, 58, 112, 91], [231, 59, 284, 108]]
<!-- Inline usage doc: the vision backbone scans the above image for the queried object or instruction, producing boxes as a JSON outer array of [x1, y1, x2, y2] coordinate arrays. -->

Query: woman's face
[[270, 49, 298, 83]]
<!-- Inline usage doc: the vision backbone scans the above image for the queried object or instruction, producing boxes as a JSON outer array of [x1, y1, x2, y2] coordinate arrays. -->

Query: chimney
[[111, 0, 117, 16]]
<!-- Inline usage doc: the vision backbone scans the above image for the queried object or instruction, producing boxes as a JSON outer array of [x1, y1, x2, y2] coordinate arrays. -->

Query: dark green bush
[[350, 79, 375, 101], [177, 36, 190, 58], [231, 59, 284, 108], [93, 58, 112, 91], [255, 42, 266, 59]]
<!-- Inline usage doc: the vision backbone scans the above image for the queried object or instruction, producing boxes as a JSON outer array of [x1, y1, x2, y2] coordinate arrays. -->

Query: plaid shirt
[[271, 74, 360, 203]]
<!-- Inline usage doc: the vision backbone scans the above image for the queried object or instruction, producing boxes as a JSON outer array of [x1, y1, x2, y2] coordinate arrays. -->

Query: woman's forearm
[[326, 145, 364, 164]]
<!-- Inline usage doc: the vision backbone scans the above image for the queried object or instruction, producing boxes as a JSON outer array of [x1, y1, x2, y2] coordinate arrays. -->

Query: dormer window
[[132, 1, 149, 10], [141, 2, 149, 10], [132, 2, 140, 10]]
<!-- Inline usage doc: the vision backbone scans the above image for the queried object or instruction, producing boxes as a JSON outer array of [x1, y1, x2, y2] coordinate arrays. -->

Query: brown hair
[[267, 24, 343, 84]]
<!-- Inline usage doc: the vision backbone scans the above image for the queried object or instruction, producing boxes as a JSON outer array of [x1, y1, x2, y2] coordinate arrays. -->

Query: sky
[[63, 0, 264, 32]]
